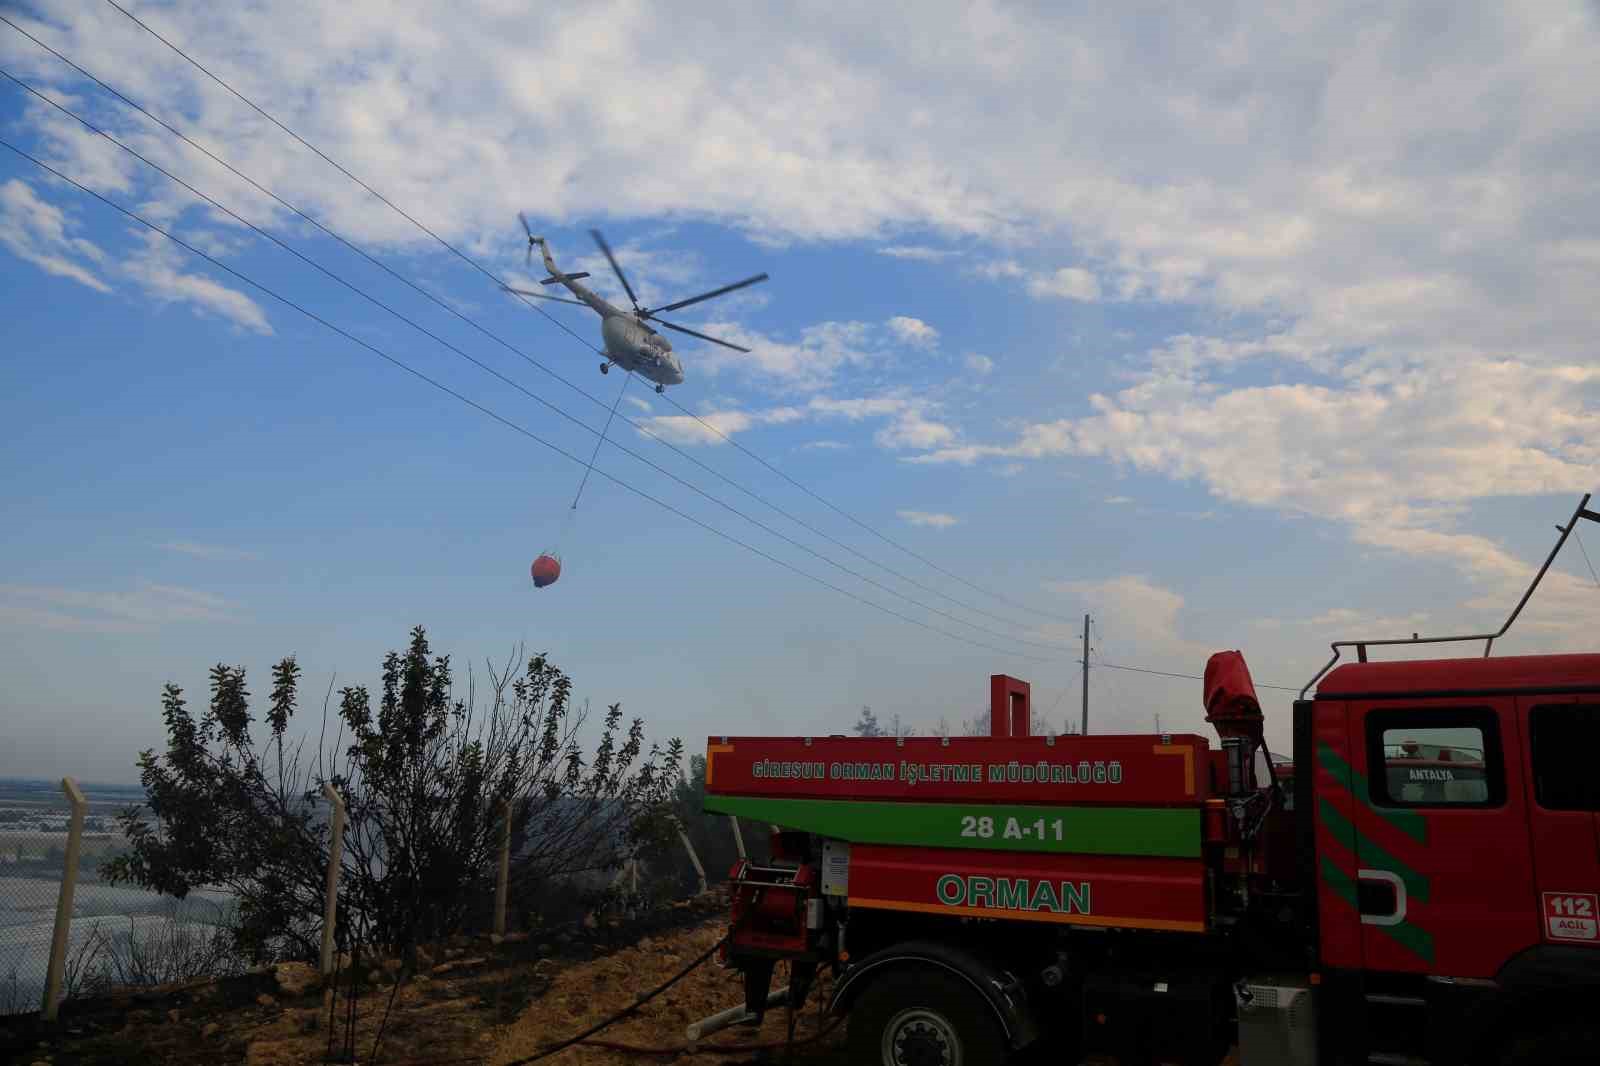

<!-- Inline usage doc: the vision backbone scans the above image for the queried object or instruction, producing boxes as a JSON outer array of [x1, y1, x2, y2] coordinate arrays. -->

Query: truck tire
[[1498, 1022, 1600, 1066], [846, 968, 1007, 1066]]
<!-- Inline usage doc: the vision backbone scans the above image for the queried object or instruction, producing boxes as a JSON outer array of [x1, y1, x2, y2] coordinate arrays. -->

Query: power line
[[34, 9, 1298, 689], [0, 136, 1053, 666], [2, 14, 1082, 648], [0, 65, 1079, 657], [1041, 665, 1081, 733], [1089, 619, 1131, 722], [97, 0, 1089, 630], [1095, 660, 1301, 693], [1574, 528, 1600, 589]]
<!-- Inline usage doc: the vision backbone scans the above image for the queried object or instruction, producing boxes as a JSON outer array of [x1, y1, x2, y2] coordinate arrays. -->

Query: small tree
[[852, 706, 882, 737], [105, 626, 680, 964]]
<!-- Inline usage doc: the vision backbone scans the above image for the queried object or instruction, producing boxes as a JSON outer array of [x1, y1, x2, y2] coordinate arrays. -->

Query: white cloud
[[6, 0, 1599, 633], [974, 260, 1027, 281], [638, 391, 956, 453], [1027, 267, 1102, 302], [122, 231, 273, 334], [801, 439, 848, 451], [897, 510, 960, 528], [875, 410, 956, 451], [909, 355, 1600, 595], [804, 393, 957, 452], [625, 396, 653, 413], [1, 177, 268, 331], [878, 245, 957, 261], [159, 540, 263, 562], [635, 404, 804, 445], [964, 353, 995, 375], [1035, 574, 1215, 671], [635, 410, 760, 446], [1104, 495, 1133, 505], [0, 580, 237, 633], [0, 179, 111, 292], [681, 320, 875, 391], [886, 315, 940, 348]]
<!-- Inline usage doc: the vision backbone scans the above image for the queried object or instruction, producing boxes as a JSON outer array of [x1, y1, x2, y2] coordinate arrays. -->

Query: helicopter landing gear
[[599, 362, 610, 374], [655, 383, 665, 394]]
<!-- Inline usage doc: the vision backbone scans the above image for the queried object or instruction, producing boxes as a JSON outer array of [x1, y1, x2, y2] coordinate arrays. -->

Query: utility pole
[[1081, 613, 1091, 736]]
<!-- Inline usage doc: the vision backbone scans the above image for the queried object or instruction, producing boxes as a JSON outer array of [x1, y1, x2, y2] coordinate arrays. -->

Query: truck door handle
[[1358, 869, 1407, 927]]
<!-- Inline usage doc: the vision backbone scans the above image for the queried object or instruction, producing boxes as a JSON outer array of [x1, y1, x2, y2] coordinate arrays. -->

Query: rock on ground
[[272, 962, 321, 998]]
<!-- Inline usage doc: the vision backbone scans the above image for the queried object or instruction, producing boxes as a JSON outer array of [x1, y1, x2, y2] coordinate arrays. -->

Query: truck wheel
[[847, 968, 1006, 1066], [1499, 1021, 1600, 1066]]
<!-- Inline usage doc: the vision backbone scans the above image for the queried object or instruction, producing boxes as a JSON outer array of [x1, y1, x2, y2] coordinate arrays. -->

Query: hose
[[496, 933, 729, 1066]]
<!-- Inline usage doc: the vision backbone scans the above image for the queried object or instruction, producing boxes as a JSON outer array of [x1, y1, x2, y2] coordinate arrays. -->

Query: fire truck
[[699, 496, 1600, 1065]]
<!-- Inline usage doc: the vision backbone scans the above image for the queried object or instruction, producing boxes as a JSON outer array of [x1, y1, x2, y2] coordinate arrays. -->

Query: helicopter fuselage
[[601, 313, 683, 387]]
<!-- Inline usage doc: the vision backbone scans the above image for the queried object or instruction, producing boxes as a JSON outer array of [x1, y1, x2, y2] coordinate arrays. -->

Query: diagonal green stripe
[[1380, 915, 1436, 963], [1318, 799, 1429, 903], [1318, 744, 1426, 844], [706, 795, 1200, 858], [1319, 856, 1435, 963], [1319, 799, 1431, 903], [1320, 855, 1359, 910]]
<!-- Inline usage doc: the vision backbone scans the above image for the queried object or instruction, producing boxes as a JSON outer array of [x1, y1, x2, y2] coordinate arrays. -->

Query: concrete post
[[676, 822, 708, 895], [42, 777, 87, 1021], [318, 782, 347, 1025], [494, 799, 512, 937]]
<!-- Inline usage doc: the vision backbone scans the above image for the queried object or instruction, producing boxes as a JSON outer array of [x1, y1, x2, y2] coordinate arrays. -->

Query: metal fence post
[[319, 783, 347, 1025], [41, 777, 87, 1021], [494, 799, 511, 937]]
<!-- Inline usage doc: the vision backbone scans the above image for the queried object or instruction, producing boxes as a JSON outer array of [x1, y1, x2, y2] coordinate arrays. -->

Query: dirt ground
[[487, 922, 844, 1066], [2, 896, 765, 1066], [3, 899, 1239, 1065]]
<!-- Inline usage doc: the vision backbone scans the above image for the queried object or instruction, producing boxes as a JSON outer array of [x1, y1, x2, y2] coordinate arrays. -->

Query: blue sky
[[2, 1, 1598, 783]]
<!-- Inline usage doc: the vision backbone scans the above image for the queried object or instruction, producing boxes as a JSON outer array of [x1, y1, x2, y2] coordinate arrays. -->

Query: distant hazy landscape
[[0, 777, 233, 1014]]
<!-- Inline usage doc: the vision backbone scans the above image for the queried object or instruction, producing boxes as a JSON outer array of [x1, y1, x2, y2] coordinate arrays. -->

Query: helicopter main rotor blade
[[645, 273, 770, 316], [588, 228, 640, 310], [653, 318, 752, 353], [502, 285, 589, 307]]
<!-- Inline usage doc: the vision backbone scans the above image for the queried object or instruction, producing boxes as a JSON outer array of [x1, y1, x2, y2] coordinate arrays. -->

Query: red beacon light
[[530, 554, 561, 588]]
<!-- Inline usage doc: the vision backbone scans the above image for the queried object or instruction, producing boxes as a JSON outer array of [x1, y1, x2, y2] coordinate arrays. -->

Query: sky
[[2, 0, 1598, 784]]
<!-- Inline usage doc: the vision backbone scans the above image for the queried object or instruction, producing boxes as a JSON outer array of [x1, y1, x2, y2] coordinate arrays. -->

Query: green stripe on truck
[[703, 795, 1201, 858]]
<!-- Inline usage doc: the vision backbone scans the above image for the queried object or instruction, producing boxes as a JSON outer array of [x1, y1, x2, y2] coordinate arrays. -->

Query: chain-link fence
[[0, 855, 65, 1015], [0, 777, 231, 1017], [3, 776, 736, 1020]]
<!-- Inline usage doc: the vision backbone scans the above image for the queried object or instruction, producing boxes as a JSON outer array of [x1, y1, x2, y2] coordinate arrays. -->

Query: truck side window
[[1364, 708, 1504, 808], [1529, 704, 1600, 811]]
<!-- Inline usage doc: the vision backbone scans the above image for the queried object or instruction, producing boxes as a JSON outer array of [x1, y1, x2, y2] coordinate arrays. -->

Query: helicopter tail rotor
[[518, 212, 544, 266]]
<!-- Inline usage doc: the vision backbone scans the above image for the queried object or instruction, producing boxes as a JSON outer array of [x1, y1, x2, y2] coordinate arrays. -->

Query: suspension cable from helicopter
[[572, 372, 631, 511], [0, 60, 1083, 656], [89, 0, 1092, 632], [0, 137, 1056, 667]]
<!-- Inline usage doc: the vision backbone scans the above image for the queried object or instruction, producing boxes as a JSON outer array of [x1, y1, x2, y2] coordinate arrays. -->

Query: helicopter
[[503, 215, 769, 393]]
